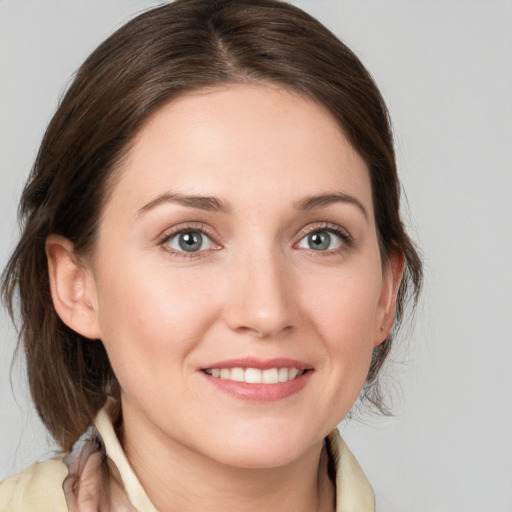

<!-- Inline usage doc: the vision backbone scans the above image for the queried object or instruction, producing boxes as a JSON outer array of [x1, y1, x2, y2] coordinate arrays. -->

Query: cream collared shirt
[[0, 407, 374, 511]]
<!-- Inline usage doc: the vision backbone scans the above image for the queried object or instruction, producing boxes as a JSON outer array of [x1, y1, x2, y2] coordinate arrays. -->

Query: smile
[[204, 367, 305, 384]]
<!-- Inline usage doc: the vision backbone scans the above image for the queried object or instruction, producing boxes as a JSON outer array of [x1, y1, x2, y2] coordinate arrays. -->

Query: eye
[[296, 228, 346, 252], [163, 230, 216, 253]]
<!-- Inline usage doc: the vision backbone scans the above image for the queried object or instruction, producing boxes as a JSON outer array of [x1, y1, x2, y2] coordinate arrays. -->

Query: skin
[[47, 84, 402, 511]]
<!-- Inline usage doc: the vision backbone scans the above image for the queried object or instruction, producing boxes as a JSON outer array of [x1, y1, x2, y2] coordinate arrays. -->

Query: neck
[[120, 408, 335, 512]]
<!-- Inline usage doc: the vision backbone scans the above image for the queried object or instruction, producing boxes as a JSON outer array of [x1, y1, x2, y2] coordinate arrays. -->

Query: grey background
[[1, 1, 511, 510]]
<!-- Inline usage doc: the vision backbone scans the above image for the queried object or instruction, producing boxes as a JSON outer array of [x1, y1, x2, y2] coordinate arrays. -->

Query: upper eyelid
[[157, 222, 218, 244], [295, 221, 352, 240]]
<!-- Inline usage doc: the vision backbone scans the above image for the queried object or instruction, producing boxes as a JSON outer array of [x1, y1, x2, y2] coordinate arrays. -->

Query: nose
[[223, 247, 298, 339]]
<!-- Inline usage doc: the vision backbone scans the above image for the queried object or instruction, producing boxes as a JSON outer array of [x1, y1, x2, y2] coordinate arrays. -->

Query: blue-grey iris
[[308, 232, 331, 251], [178, 232, 203, 252]]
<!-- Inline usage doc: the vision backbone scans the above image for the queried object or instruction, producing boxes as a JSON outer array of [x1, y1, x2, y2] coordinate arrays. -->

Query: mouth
[[203, 367, 306, 384], [199, 358, 313, 401]]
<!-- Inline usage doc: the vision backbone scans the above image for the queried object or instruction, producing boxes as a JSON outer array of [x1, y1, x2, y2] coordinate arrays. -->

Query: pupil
[[309, 232, 330, 251], [179, 232, 202, 252]]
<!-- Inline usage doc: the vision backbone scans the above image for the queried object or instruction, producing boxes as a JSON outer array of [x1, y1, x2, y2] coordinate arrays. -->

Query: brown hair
[[2, 0, 422, 451]]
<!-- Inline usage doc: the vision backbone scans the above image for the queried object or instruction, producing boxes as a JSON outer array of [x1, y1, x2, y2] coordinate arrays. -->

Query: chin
[[196, 424, 325, 469]]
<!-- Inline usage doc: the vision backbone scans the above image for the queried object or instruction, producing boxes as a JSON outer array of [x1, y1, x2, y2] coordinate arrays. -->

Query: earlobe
[[46, 235, 102, 340], [374, 250, 405, 347]]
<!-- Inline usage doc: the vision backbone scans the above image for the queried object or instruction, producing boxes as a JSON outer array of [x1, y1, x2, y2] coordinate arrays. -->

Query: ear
[[46, 234, 102, 340], [373, 250, 405, 347]]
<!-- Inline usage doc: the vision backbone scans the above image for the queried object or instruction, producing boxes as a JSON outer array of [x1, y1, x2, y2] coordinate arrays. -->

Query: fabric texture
[[0, 403, 374, 511]]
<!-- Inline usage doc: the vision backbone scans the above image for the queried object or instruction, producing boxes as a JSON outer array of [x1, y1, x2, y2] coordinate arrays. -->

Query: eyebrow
[[138, 190, 367, 220], [295, 192, 368, 220], [138, 192, 231, 215]]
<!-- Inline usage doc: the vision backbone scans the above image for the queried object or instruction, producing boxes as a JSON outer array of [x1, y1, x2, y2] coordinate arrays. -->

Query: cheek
[[94, 260, 221, 374], [306, 264, 383, 382], [310, 265, 382, 339]]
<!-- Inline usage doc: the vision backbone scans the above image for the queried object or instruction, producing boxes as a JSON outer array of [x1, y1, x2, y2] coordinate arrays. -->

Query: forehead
[[105, 84, 373, 219]]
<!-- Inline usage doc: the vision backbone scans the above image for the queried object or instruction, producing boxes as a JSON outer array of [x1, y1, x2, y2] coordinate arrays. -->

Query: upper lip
[[200, 358, 313, 371]]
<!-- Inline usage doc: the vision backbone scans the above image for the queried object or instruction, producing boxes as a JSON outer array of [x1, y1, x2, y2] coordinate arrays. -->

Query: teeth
[[230, 367, 245, 382], [205, 367, 304, 383], [245, 368, 262, 383], [289, 368, 299, 380], [262, 368, 279, 384]]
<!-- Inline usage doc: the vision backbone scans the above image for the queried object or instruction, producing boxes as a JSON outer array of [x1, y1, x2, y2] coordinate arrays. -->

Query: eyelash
[[157, 221, 354, 259]]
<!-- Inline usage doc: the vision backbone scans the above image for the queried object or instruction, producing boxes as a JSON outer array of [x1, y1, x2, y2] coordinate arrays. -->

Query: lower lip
[[200, 370, 312, 402]]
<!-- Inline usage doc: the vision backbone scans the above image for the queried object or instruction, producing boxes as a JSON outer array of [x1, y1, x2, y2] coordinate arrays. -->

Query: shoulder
[[0, 458, 68, 512]]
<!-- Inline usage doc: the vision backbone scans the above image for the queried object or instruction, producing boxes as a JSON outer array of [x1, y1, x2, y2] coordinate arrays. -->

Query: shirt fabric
[[0, 403, 375, 511]]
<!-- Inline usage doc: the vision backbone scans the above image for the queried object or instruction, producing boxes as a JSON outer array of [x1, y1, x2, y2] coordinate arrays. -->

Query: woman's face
[[81, 84, 398, 468]]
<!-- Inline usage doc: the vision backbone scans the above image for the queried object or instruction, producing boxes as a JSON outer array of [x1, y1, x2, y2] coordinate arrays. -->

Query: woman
[[0, 0, 422, 510]]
